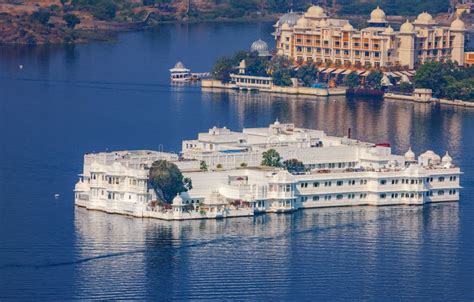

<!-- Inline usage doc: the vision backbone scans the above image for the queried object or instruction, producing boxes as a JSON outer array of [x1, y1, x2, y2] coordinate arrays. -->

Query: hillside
[[0, 0, 453, 45]]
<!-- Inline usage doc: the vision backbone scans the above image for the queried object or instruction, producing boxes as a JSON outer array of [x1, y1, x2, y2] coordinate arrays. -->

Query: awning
[[401, 71, 413, 77], [393, 71, 405, 78], [356, 70, 365, 75], [342, 69, 353, 75], [322, 68, 336, 74], [360, 71, 370, 77], [332, 69, 346, 75], [384, 72, 399, 78]]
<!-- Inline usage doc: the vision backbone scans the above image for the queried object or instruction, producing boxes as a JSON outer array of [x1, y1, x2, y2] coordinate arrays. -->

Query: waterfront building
[[273, 6, 466, 69], [75, 122, 461, 220]]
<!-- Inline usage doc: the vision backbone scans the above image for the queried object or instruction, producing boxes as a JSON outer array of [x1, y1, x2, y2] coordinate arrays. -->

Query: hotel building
[[273, 6, 466, 69], [75, 122, 462, 220]]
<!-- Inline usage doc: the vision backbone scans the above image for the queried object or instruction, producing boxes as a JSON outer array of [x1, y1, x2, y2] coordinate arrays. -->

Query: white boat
[[170, 61, 191, 82]]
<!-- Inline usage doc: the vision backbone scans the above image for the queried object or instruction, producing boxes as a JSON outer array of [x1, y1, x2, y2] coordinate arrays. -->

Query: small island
[[75, 122, 461, 221]]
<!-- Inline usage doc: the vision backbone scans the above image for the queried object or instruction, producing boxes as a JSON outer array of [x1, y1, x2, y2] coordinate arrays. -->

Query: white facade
[[75, 123, 462, 220]]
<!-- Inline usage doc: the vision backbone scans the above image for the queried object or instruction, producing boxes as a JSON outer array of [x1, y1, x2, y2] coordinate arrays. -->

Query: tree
[[283, 159, 304, 173], [399, 82, 413, 93], [345, 72, 360, 88], [63, 13, 81, 28], [212, 56, 235, 83], [245, 51, 268, 76], [200, 160, 208, 171], [261, 149, 282, 167], [296, 64, 318, 87], [30, 10, 51, 25], [270, 55, 294, 87], [414, 61, 453, 98], [148, 160, 192, 203], [366, 71, 383, 89]]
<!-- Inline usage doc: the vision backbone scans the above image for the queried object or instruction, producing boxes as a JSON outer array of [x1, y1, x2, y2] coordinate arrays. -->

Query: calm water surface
[[0, 22, 473, 300]]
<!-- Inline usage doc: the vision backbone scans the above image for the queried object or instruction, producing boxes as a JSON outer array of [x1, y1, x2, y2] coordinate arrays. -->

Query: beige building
[[274, 6, 466, 69]]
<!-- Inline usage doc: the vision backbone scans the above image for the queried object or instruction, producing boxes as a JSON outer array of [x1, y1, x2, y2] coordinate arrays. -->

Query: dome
[[369, 6, 386, 23], [277, 11, 301, 27], [274, 118, 281, 126], [281, 22, 290, 30], [296, 17, 310, 28], [271, 170, 295, 184], [442, 151, 452, 164], [172, 194, 184, 206], [384, 25, 394, 34], [400, 19, 414, 33], [305, 5, 326, 18], [250, 39, 270, 56], [342, 22, 354, 31], [415, 12, 434, 25], [404, 147, 416, 161], [450, 17, 465, 31], [419, 150, 441, 165], [174, 61, 185, 69]]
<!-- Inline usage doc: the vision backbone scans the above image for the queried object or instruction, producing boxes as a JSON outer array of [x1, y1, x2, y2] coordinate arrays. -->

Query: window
[[380, 180, 387, 185], [438, 177, 445, 182], [337, 181, 343, 186], [312, 196, 320, 201], [325, 181, 332, 187], [380, 193, 386, 199], [301, 196, 308, 202], [313, 182, 320, 187], [438, 190, 445, 196], [336, 194, 344, 200], [360, 179, 367, 185], [324, 195, 332, 201]]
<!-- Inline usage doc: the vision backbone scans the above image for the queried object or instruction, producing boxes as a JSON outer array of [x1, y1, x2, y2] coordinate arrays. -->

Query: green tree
[[283, 159, 304, 173], [270, 55, 293, 87], [148, 160, 192, 203], [63, 13, 81, 28], [414, 61, 452, 98], [200, 160, 208, 171], [366, 71, 383, 89], [30, 10, 51, 25], [296, 64, 318, 87], [261, 149, 282, 167], [399, 82, 413, 93], [345, 72, 360, 88], [212, 56, 235, 83], [245, 51, 269, 76]]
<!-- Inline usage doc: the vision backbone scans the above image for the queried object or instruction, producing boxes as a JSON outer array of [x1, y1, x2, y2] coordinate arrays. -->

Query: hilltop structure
[[273, 6, 466, 69]]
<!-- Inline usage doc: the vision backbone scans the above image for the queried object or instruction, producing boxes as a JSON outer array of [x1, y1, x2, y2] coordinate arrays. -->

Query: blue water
[[0, 22, 473, 300]]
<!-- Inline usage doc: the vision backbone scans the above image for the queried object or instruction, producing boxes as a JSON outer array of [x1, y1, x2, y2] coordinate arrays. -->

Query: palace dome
[[251, 39, 269, 54], [305, 5, 326, 18], [342, 22, 354, 31], [296, 17, 310, 28], [277, 11, 300, 27], [450, 17, 465, 31], [172, 194, 184, 206], [384, 25, 394, 34], [369, 6, 386, 23], [404, 147, 416, 162], [415, 12, 434, 25], [442, 151, 453, 164], [400, 20, 414, 33]]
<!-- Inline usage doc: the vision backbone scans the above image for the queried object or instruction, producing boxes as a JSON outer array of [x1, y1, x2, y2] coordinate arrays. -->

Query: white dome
[[342, 22, 354, 31], [174, 61, 185, 69], [400, 20, 414, 33], [442, 151, 452, 164], [404, 147, 416, 161], [420, 150, 441, 164], [450, 17, 465, 31], [296, 17, 310, 28], [415, 12, 434, 24], [277, 11, 301, 27], [172, 194, 184, 206], [250, 39, 269, 55], [369, 6, 386, 23], [306, 5, 326, 18], [384, 25, 394, 34]]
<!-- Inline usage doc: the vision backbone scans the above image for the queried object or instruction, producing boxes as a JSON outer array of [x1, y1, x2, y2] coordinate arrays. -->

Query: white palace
[[274, 6, 466, 69], [75, 122, 462, 220]]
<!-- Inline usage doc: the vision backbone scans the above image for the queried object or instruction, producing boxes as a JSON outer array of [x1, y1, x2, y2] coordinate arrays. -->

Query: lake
[[0, 21, 473, 300]]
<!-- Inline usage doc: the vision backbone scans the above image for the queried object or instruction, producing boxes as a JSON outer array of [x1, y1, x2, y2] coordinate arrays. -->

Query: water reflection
[[202, 89, 468, 158], [73, 203, 459, 299]]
